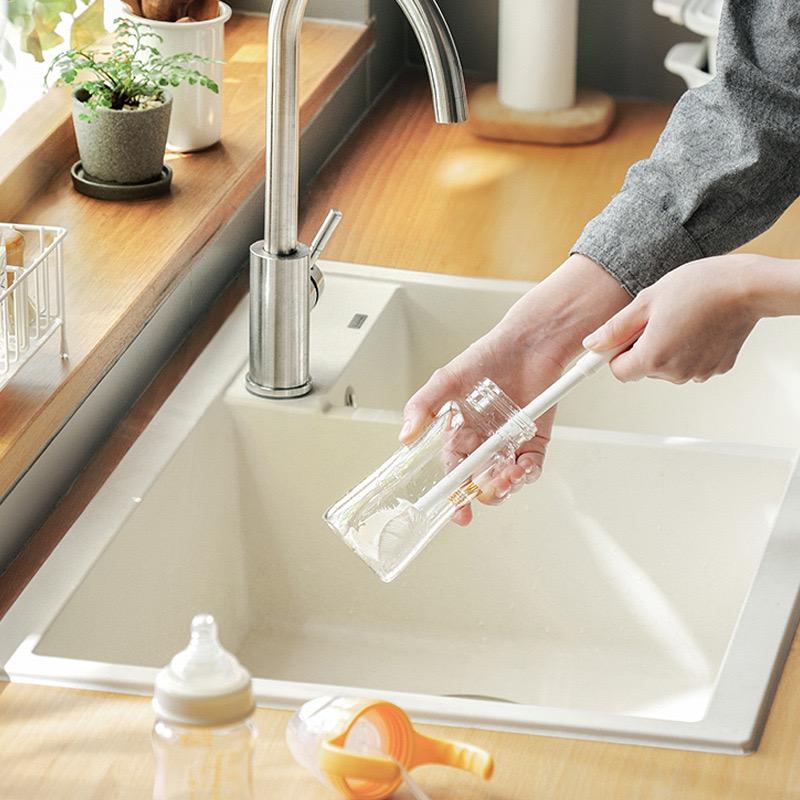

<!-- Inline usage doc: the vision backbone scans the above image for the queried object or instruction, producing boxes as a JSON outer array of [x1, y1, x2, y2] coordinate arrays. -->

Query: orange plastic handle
[[319, 741, 401, 784], [411, 731, 494, 779]]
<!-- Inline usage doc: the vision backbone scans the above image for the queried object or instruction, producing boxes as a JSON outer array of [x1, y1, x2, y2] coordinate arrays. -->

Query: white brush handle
[[416, 347, 624, 516], [520, 347, 617, 420]]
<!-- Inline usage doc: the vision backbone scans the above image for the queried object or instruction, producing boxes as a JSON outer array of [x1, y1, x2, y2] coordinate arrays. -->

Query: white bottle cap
[[153, 614, 255, 727]]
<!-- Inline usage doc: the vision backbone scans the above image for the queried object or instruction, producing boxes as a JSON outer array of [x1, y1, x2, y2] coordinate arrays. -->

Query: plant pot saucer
[[71, 161, 173, 200]]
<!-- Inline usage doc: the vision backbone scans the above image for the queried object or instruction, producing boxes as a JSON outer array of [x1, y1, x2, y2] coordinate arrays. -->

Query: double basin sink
[[2, 262, 800, 753]]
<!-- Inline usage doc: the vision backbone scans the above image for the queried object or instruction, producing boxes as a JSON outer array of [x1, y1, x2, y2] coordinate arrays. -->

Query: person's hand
[[400, 254, 630, 524], [582, 254, 769, 383]]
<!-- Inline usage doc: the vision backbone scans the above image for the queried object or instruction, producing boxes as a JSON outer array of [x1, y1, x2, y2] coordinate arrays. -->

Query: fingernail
[[582, 331, 600, 349], [510, 474, 522, 485], [399, 419, 412, 440], [496, 486, 509, 499], [527, 464, 543, 484], [519, 457, 535, 474]]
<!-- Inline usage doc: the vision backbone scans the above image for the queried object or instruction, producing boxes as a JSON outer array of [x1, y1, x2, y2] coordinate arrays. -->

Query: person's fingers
[[480, 477, 512, 505], [453, 505, 473, 526], [513, 407, 554, 482], [494, 463, 526, 489], [477, 410, 554, 506], [515, 439, 547, 475], [608, 339, 651, 382], [506, 463, 526, 486], [400, 364, 470, 443], [517, 456, 543, 484], [583, 297, 648, 352]]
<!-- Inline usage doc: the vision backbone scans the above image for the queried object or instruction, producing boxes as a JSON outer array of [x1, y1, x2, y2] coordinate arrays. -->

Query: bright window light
[[0, 0, 123, 136]]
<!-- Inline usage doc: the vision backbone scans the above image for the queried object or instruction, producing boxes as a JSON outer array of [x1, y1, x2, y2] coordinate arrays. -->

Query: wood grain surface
[[4, 73, 800, 800], [301, 73, 800, 277], [2, 633, 800, 800], [0, 87, 77, 221]]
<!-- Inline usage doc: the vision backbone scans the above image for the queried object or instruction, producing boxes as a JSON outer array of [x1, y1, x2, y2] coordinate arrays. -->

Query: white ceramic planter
[[124, 2, 231, 152]]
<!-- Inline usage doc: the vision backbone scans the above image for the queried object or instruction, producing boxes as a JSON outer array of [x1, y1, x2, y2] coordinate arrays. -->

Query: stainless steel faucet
[[246, 0, 467, 398]]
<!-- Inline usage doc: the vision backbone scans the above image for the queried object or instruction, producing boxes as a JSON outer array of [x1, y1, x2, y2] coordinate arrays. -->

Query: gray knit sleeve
[[572, 0, 800, 296]]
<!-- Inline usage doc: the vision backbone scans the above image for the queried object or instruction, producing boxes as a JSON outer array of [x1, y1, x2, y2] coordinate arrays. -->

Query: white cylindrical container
[[124, 3, 231, 152], [152, 614, 257, 800], [498, 0, 579, 112]]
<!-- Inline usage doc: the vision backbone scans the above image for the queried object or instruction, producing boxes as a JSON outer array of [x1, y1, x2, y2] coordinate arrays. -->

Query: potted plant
[[46, 17, 219, 190]]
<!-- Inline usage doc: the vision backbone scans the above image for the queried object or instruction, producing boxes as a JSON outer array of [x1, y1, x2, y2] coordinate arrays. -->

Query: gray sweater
[[572, 0, 800, 296]]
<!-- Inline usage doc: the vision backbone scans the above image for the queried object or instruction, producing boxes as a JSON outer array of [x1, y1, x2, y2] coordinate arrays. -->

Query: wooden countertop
[[4, 73, 800, 799], [300, 74, 800, 275], [0, 13, 372, 503]]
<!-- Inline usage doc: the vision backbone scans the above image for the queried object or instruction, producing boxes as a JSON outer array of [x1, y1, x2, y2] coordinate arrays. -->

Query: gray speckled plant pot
[[72, 91, 172, 184]]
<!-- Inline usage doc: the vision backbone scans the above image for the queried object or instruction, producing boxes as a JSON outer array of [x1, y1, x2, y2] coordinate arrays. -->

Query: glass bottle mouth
[[463, 378, 537, 443]]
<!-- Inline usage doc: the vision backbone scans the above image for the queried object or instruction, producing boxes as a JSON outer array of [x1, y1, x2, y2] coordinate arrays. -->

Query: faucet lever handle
[[309, 208, 343, 266]]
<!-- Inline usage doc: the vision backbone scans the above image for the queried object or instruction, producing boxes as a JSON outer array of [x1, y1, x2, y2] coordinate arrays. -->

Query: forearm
[[746, 256, 800, 318], [573, 0, 800, 295], [497, 254, 630, 365]]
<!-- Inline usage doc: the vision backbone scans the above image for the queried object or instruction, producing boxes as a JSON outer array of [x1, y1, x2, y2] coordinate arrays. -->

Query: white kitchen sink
[[2, 262, 799, 753]]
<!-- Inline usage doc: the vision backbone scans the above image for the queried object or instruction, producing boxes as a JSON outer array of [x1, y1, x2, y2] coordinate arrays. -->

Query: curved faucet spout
[[396, 0, 467, 124], [264, 0, 466, 254]]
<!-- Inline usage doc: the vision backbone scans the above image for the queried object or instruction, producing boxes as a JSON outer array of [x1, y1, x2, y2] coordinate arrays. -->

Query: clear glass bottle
[[325, 378, 536, 583], [152, 615, 257, 800]]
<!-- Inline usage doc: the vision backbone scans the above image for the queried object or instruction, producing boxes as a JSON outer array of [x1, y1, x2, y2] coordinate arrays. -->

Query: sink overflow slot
[[348, 313, 368, 330]]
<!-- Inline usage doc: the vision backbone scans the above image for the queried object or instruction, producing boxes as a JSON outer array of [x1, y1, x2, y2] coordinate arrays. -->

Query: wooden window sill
[[0, 13, 373, 501], [0, 86, 77, 222]]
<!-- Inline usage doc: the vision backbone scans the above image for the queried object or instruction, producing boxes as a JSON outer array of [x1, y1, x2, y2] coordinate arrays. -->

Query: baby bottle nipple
[[153, 614, 254, 725]]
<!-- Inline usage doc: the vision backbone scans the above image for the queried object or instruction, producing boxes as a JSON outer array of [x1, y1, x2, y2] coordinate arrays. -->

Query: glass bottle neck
[[461, 379, 536, 444]]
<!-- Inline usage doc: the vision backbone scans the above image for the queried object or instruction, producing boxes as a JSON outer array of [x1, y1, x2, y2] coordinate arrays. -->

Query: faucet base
[[245, 373, 312, 399], [248, 241, 312, 400]]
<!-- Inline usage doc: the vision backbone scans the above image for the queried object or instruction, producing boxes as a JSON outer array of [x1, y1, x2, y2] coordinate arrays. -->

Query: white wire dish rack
[[1, 223, 68, 389]]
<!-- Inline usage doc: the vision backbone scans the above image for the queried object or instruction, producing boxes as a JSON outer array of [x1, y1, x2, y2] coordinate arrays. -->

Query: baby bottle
[[152, 614, 257, 800], [325, 378, 536, 582]]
